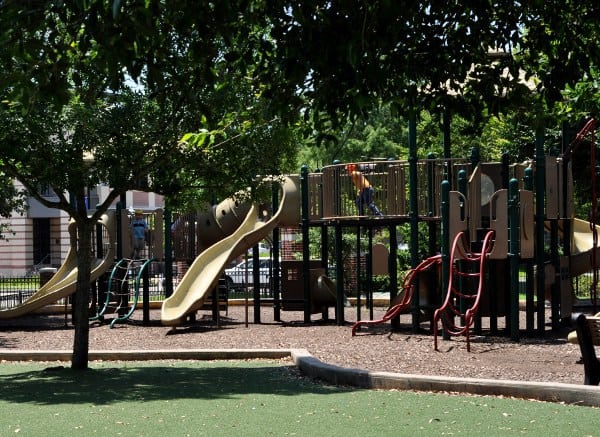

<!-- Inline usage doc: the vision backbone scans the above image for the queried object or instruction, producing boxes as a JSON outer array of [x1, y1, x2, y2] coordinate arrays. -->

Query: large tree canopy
[[3, 1, 598, 128], [261, 1, 599, 128]]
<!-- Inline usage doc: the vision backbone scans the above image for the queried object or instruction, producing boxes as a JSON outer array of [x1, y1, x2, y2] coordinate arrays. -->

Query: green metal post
[[550, 220, 560, 330], [301, 165, 312, 324], [408, 114, 420, 331], [534, 126, 546, 334], [253, 244, 261, 323], [272, 181, 281, 322], [457, 170, 468, 330], [142, 263, 150, 325], [523, 168, 534, 334], [501, 152, 510, 189], [470, 147, 480, 169], [427, 152, 436, 217], [560, 122, 573, 295], [389, 223, 399, 330], [335, 223, 345, 325], [321, 225, 329, 270], [427, 152, 437, 254], [164, 208, 173, 298], [442, 111, 452, 185], [356, 226, 361, 317], [549, 147, 561, 330], [366, 228, 374, 321], [457, 171, 467, 206], [508, 178, 520, 341], [494, 153, 512, 335], [440, 180, 450, 338], [95, 219, 103, 258], [116, 201, 123, 260]]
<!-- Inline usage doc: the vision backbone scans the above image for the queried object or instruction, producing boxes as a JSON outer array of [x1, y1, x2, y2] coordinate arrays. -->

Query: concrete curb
[[290, 350, 600, 407], [1, 349, 598, 407]]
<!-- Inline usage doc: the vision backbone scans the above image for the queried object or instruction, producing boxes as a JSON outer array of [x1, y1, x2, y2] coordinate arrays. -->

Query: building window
[[33, 218, 51, 265]]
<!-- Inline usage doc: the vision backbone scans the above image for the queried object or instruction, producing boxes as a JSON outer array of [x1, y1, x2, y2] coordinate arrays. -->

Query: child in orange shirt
[[345, 164, 381, 216]]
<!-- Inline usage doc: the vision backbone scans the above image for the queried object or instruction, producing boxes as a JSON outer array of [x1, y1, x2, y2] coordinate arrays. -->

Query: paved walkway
[[1, 348, 598, 407]]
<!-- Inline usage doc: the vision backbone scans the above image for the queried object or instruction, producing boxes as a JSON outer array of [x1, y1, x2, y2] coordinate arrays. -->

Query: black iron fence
[[0, 272, 168, 310], [3, 266, 592, 312], [0, 275, 39, 308], [573, 274, 595, 300]]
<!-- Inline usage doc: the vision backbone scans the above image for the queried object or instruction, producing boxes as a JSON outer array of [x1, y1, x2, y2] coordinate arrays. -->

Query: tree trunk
[[71, 217, 94, 370]]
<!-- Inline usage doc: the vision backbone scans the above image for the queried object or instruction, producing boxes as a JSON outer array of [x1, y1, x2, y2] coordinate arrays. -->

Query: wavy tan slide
[[543, 218, 600, 281], [161, 176, 301, 325], [566, 219, 600, 344], [569, 218, 600, 277], [0, 212, 116, 319]]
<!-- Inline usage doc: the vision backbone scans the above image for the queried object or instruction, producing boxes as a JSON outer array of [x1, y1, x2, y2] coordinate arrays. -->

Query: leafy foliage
[[0, 169, 25, 239]]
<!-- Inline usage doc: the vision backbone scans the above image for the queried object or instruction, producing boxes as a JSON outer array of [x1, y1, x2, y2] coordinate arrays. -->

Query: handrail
[[433, 230, 495, 352], [351, 254, 442, 335]]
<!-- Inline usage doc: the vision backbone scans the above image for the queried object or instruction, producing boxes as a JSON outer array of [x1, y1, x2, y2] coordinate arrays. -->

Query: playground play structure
[[1, 120, 598, 349], [0, 214, 116, 318]]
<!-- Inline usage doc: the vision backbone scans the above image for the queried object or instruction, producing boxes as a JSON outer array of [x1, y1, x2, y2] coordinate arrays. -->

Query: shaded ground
[[0, 303, 589, 385], [2, 361, 598, 436]]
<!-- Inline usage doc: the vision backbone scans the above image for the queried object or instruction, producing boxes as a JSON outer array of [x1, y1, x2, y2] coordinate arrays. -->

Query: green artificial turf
[[0, 360, 597, 436]]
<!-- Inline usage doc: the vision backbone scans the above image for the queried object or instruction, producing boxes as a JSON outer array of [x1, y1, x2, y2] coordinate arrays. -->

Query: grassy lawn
[[0, 360, 597, 436]]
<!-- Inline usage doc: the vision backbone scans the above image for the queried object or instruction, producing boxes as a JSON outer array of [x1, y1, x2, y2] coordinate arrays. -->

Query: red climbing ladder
[[351, 254, 442, 335], [433, 230, 495, 352]]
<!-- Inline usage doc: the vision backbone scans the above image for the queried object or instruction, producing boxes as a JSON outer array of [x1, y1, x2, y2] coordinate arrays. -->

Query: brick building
[[0, 181, 163, 275]]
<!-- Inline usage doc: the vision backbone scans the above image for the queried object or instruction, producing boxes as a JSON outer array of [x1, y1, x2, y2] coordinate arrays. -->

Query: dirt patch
[[0, 304, 587, 385]]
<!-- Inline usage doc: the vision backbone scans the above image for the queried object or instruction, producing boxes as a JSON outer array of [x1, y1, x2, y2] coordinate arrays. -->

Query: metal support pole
[[427, 152, 438, 254], [253, 244, 261, 324], [142, 265, 150, 325], [272, 182, 281, 322], [523, 169, 535, 334], [116, 200, 123, 260], [408, 114, 420, 331], [440, 180, 451, 339], [501, 152, 510, 189], [367, 228, 374, 321], [534, 126, 546, 334], [457, 171, 468, 333], [164, 208, 173, 298], [335, 223, 345, 325], [301, 165, 312, 323], [389, 223, 399, 330], [442, 111, 452, 185], [508, 178, 520, 341], [356, 225, 361, 315]]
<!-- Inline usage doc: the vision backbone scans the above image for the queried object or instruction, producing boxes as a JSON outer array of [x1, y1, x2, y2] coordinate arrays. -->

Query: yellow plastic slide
[[569, 218, 600, 277], [565, 218, 600, 344], [0, 213, 116, 319], [161, 176, 300, 325]]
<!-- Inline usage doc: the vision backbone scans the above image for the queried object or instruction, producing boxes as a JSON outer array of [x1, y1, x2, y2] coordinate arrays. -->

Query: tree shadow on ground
[[0, 362, 357, 406]]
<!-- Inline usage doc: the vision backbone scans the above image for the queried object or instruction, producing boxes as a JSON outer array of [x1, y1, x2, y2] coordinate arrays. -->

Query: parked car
[[248, 243, 270, 254], [224, 258, 274, 290]]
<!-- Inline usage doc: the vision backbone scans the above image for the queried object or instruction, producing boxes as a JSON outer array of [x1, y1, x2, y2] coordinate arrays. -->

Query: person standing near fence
[[345, 164, 382, 216], [130, 209, 149, 259]]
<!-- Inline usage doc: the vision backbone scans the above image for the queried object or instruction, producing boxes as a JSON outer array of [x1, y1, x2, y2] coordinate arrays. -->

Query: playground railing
[[315, 158, 470, 219]]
